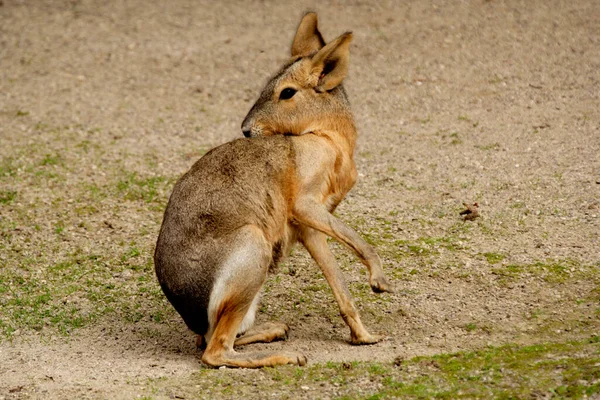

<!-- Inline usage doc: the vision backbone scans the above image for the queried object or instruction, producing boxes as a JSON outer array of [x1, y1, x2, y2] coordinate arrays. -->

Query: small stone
[[301, 385, 310, 391]]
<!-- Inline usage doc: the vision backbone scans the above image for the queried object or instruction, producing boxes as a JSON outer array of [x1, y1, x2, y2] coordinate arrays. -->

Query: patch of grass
[[0, 156, 18, 177], [304, 283, 328, 293], [348, 214, 468, 265], [0, 125, 177, 340], [368, 362, 389, 375], [476, 142, 501, 151], [491, 259, 599, 283], [0, 247, 170, 339], [116, 171, 173, 204], [0, 257, 101, 336], [76, 138, 100, 154], [449, 131, 462, 145], [391, 236, 463, 259], [392, 240, 433, 256], [122, 244, 142, 260], [348, 209, 468, 260], [492, 264, 524, 280], [54, 221, 66, 235], [483, 252, 505, 265], [457, 115, 480, 127], [40, 153, 63, 167], [140, 339, 600, 399], [0, 189, 17, 204], [464, 322, 478, 332], [81, 183, 107, 201], [510, 201, 526, 209]]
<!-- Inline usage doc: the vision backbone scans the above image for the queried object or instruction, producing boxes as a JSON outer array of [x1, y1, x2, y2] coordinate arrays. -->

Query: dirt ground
[[1, 0, 599, 399]]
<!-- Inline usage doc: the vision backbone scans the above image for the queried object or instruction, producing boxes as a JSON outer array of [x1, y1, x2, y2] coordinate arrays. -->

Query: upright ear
[[310, 32, 353, 92], [291, 12, 325, 57]]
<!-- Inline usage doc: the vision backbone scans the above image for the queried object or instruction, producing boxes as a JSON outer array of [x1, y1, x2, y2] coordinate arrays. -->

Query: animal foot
[[370, 275, 394, 293], [350, 333, 384, 345]]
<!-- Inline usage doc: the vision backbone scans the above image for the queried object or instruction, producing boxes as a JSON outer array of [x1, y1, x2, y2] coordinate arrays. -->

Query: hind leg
[[201, 225, 306, 368], [202, 306, 305, 368], [234, 293, 290, 347], [235, 322, 290, 347]]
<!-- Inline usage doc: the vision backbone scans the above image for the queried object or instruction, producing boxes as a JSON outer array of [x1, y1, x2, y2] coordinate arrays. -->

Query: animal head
[[241, 12, 354, 138]]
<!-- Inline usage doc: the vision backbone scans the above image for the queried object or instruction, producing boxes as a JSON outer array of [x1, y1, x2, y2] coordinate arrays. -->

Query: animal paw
[[296, 353, 308, 366], [350, 333, 384, 345], [282, 351, 308, 366], [370, 275, 394, 293]]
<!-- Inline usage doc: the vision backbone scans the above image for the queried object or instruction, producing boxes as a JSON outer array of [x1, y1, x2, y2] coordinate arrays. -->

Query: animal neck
[[305, 113, 357, 156]]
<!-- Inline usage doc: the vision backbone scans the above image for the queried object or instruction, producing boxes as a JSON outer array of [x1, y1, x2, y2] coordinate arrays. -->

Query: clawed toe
[[370, 276, 394, 293], [297, 354, 308, 366]]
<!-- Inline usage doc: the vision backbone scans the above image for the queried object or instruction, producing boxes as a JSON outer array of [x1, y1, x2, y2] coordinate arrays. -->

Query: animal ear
[[310, 32, 353, 92], [291, 12, 325, 57]]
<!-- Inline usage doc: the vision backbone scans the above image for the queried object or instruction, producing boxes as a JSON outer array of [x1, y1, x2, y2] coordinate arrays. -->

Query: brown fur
[[154, 12, 392, 369]]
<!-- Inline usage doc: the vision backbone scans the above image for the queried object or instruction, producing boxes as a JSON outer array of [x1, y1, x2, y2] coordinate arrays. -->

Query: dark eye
[[279, 88, 297, 100]]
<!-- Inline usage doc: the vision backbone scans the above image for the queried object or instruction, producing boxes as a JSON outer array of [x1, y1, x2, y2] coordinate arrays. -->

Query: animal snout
[[241, 118, 253, 138]]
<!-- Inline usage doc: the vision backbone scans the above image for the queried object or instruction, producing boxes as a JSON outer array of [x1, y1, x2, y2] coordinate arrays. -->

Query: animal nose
[[241, 119, 253, 138]]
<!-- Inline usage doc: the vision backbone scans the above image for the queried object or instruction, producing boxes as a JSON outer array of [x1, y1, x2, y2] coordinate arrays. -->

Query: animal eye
[[279, 88, 297, 100]]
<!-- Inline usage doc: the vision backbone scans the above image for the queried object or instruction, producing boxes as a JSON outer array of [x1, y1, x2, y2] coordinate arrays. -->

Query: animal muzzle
[[241, 116, 254, 138]]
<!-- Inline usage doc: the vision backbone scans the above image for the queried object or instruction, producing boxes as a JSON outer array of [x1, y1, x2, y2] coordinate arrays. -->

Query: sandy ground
[[1, 0, 599, 398]]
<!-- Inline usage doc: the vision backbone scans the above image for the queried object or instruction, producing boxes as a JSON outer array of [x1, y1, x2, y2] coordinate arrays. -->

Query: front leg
[[299, 226, 381, 344], [293, 199, 393, 293]]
